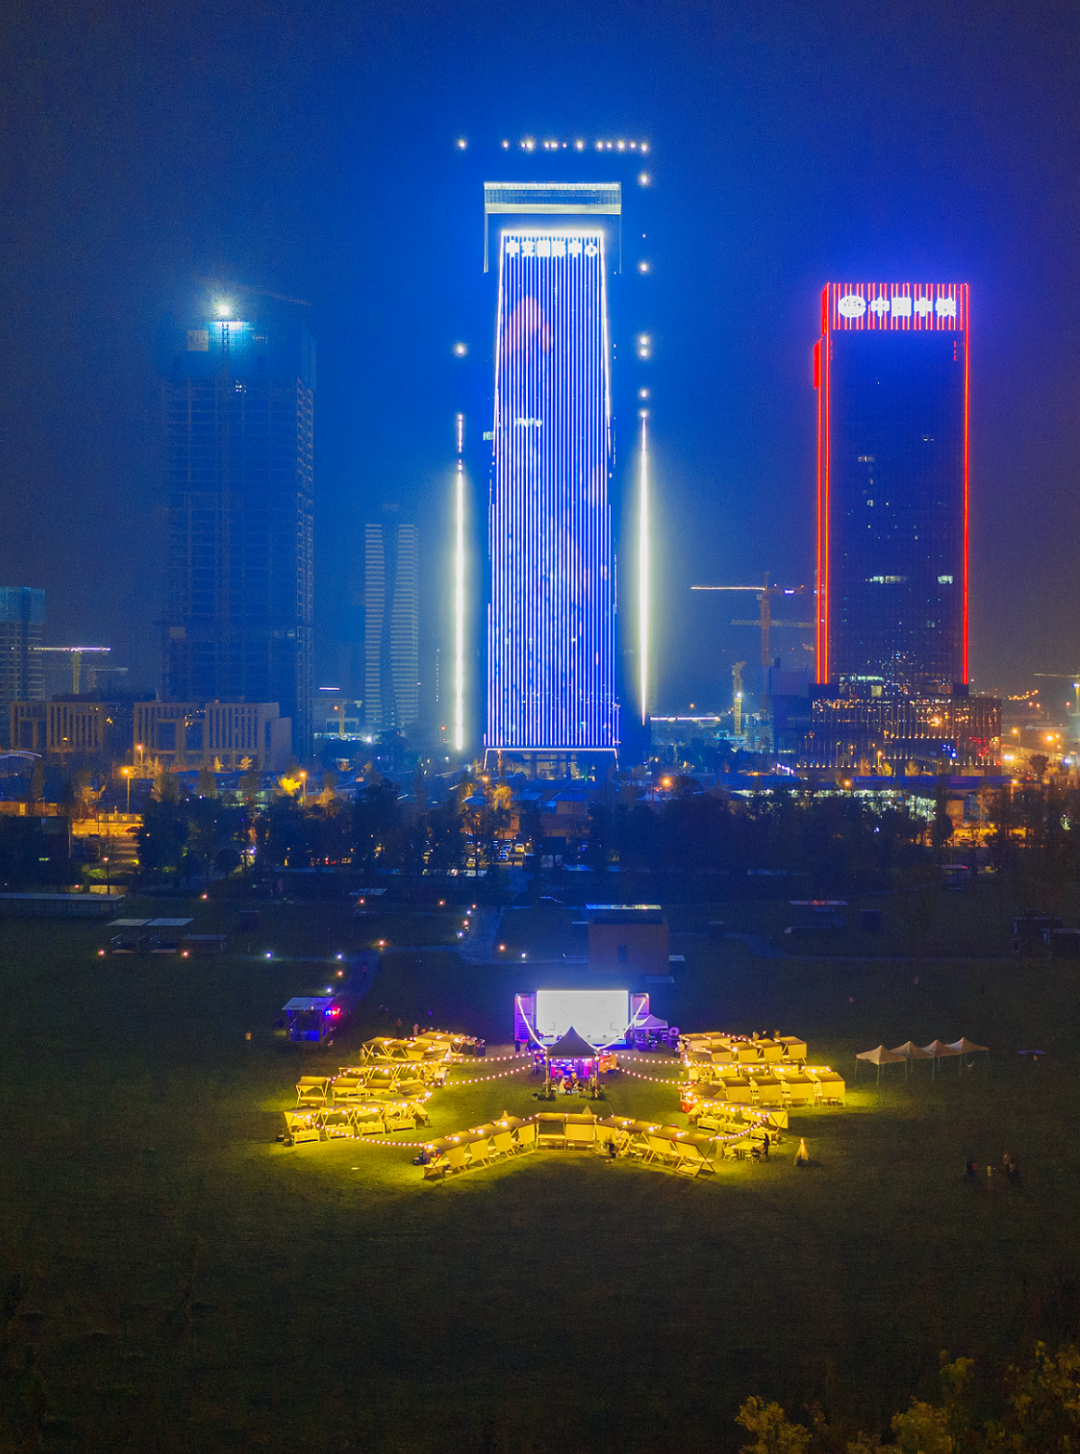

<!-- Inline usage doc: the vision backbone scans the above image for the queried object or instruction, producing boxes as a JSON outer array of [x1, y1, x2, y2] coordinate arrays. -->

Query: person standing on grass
[[761, 1131, 770, 1161], [795, 1137, 809, 1166]]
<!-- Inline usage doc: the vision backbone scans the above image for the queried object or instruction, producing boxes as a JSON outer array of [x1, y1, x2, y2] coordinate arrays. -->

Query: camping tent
[[855, 1045, 907, 1082]]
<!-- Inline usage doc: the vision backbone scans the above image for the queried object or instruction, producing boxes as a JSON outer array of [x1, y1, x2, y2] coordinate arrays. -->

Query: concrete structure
[[585, 904, 669, 976], [132, 700, 291, 771], [158, 316, 315, 756], [363, 520, 419, 733]]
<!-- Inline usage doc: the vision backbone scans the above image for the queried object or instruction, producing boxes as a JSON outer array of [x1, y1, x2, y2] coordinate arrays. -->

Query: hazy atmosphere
[[2, 0, 1077, 708]]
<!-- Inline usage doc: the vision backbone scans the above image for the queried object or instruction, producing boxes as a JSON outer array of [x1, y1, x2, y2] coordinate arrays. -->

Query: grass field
[[1, 893, 1078, 1452]]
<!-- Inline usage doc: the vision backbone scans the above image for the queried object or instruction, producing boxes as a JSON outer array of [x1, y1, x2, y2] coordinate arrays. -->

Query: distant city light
[[453, 341, 467, 357], [638, 173, 651, 187], [637, 260, 651, 273], [215, 301, 232, 316], [456, 138, 468, 149]]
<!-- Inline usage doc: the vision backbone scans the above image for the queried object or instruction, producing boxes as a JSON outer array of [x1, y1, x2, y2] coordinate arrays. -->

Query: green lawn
[[1, 897, 1077, 1452]]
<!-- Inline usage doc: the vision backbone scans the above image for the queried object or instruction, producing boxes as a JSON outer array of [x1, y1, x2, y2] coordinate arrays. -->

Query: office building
[[132, 700, 290, 772], [11, 699, 121, 761], [158, 316, 315, 755], [0, 587, 44, 747], [484, 181, 620, 764], [363, 520, 419, 733], [797, 686, 1000, 772], [815, 283, 969, 693]]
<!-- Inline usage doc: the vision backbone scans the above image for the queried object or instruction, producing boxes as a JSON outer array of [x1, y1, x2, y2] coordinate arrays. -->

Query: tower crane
[[33, 646, 110, 696], [691, 574, 813, 710]]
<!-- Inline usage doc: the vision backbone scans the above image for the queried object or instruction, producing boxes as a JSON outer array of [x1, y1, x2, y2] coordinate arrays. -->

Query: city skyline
[[1, 3, 1077, 720]]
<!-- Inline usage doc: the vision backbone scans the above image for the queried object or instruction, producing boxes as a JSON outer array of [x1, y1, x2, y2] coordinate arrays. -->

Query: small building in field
[[585, 904, 669, 976]]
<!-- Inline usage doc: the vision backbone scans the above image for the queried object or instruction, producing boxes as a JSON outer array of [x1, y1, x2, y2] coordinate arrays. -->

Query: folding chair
[[674, 1143, 707, 1178], [645, 1135, 680, 1169], [514, 1123, 538, 1153], [491, 1131, 515, 1160], [423, 1156, 448, 1182], [444, 1146, 469, 1176], [470, 1138, 492, 1168]]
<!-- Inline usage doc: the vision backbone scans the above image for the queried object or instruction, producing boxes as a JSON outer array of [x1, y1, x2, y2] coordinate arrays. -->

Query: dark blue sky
[[1, 0, 1076, 713]]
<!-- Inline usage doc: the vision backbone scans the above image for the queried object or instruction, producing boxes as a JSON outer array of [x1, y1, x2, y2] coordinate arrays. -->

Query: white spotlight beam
[[638, 412, 650, 723], [454, 460, 466, 753]]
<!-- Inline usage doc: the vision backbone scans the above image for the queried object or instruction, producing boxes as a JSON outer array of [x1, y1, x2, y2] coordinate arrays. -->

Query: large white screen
[[534, 989, 629, 1047]]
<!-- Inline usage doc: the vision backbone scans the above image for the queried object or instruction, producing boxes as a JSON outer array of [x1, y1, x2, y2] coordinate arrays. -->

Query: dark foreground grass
[[1, 898, 1078, 1452]]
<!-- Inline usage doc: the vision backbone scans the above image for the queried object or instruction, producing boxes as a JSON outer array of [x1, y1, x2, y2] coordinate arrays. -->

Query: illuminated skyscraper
[[815, 283, 969, 692], [158, 317, 315, 754], [364, 520, 419, 733], [484, 181, 620, 760]]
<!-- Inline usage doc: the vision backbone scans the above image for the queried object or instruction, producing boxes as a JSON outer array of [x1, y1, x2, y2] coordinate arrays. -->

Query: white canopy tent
[[947, 1037, 989, 1075], [855, 1045, 907, 1083], [890, 1041, 934, 1078]]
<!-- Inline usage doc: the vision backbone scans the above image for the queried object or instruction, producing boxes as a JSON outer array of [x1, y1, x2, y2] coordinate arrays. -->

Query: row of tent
[[856, 1038, 988, 1080]]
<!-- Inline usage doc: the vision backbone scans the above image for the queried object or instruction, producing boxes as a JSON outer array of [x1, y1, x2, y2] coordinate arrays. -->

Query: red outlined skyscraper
[[814, 283, 969, 692]]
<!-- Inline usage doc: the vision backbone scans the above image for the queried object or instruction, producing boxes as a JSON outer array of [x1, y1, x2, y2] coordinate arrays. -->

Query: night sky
[[1, 1, 1076, 719]]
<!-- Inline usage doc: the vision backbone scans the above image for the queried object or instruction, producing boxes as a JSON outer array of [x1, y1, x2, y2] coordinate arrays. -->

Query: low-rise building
[[10, 699, 122, 760], [133, 701, 291, 771]]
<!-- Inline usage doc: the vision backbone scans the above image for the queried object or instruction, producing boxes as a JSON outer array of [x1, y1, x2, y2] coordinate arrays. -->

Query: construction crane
[[731, 661, 747, 738], [691, 574, 813, 709], [33, 646, 110, 695]]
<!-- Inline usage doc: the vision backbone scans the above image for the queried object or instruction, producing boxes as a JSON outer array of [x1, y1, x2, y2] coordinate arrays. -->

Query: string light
[[284, 1024, 842, 1155]]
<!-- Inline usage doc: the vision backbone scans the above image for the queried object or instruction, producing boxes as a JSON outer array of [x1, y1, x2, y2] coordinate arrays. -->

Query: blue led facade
[[487, 229, 618, 751]]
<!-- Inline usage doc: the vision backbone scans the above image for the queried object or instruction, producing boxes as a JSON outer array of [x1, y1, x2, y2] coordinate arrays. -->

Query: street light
[[122, 766, 133, 814]]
